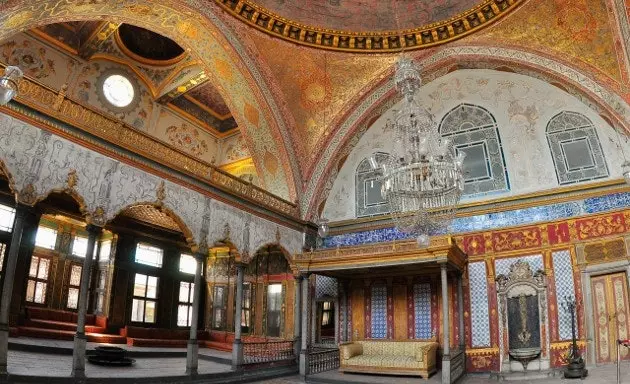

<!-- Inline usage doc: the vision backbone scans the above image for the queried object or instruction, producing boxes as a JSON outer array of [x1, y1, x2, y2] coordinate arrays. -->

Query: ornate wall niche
[[496, 260, 550, 373]]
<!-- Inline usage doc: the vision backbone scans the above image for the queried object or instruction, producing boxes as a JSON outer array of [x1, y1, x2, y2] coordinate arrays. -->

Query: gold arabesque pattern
[[214, 0, 525, 52]]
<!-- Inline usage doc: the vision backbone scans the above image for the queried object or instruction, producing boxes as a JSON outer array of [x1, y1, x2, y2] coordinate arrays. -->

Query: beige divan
[[339, 340, 439, 379]]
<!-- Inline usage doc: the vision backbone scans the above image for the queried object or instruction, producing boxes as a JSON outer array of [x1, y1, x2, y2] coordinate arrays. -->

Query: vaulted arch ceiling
[[0, 0, 301, 203]]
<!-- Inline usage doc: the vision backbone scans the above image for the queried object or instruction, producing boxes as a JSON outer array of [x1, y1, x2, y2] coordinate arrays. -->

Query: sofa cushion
[[346, 355, 421, 369], [340, 343, 363, 360]]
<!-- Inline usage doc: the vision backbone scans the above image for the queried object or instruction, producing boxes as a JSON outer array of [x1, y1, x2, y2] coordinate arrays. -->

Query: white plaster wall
[[323, 69, 630, 222]]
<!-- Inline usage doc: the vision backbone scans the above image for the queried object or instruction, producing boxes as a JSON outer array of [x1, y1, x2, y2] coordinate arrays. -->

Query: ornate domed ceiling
[[250, 0, 481, 32], [215, 0, 524, 51]]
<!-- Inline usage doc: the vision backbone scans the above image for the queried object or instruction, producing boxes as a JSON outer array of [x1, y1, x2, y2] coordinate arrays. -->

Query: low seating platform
[[18, 307, 126, 344], [120, 325, 208, 348]]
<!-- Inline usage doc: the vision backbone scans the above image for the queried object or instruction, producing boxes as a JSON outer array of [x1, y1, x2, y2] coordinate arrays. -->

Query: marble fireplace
[[496, 260, 550, 372]]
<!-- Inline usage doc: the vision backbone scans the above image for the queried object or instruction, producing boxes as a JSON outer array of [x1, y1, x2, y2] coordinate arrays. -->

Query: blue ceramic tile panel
[[315, 275, 338, 299], [413, 283, 432, 339], [371, 285, 388, 339], [552, 250, 576, 340], [495, 254, 543, 277], [469, 261, 491, 347], [322, 192, 629, 249]]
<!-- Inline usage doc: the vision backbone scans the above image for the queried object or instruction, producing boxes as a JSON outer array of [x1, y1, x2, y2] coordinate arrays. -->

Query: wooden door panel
[[610, 273, 630, 361], [592, 275, 613, 364]]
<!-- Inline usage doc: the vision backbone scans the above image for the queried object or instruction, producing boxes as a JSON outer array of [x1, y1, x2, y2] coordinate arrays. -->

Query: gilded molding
[[5, 75, 299, 218], [214, 0, 524, 52]]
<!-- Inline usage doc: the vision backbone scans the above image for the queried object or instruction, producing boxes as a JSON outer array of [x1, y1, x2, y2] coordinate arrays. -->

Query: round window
[[102, 74, 135, 108]]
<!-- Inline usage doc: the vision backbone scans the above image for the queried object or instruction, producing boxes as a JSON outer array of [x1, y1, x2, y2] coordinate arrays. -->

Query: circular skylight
[[102, 74, 135, 108]]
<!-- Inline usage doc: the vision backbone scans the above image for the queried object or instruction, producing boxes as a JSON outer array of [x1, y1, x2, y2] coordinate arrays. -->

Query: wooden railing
[[308, 346, 339, 375], [242, 340, 295, 365]]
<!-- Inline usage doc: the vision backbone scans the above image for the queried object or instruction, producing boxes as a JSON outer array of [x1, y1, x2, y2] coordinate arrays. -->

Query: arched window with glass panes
[[355, 152, 394, 217], [439, 103, 509, 196], [546, 111, 609, 185]]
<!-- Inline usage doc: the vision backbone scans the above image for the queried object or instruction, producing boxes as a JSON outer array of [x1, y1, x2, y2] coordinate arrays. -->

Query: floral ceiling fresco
[[248, 0, 482, 31]]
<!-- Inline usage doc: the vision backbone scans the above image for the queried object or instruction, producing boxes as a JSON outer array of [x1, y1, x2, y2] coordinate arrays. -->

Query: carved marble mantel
[[496, 260, 550, 372]]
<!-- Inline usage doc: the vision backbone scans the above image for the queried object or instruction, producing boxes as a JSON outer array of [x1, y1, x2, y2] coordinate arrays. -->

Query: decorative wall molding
[[0, 112, 303, 255]]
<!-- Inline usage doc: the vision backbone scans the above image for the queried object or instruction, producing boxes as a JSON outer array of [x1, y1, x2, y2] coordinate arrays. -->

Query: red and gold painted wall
[[459, 209, 630, 372]]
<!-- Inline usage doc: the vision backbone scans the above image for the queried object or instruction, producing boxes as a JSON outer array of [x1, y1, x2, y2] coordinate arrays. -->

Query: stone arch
[[302, 45, 630, 220], [0, 158, 18, 199], [0, 0, 298, 201]]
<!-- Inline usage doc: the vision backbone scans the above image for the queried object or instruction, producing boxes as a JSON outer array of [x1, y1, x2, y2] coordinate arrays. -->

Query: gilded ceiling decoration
[[469, 0, 624, 84], [119, 204, 183, 232], [247, 31, 398, 173], [214, 0, 525, 52]]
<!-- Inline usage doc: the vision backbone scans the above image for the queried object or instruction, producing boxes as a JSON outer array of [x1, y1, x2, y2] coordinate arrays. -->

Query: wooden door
[[591, 272, 630, 364]]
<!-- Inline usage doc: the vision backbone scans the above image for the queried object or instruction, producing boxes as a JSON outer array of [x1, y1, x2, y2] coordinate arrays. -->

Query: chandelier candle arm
[[0, 66, 23, 106]]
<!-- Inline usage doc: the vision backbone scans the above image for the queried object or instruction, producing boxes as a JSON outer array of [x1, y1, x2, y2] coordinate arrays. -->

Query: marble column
[[293, 275, 302, 360], [582, 269, 596, 367], [231, 263, 245, 369], [71, 224, 102, 378], [457, 273, 465, 351], [299, 274, 310, 376], [441, 263, 451, 384], [0, 205, 33, 375], [334, 293, 340, 345], [186, 251, 204, 375]]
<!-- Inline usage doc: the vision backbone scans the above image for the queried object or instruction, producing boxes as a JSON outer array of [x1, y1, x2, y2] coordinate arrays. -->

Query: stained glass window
[[98, 240, 111, 261], [439, 104, 509, 196], [131, 273, 158, 323], [356, 152, 394, 217], [179, 254, 197, 274], [321, 301, 333, 326], [102, 74, 135, 108], [177, 282, 194, 327], [135, 243, 163, 268], [266, 284, 283, 337], [72, 236, 88, 258], [26, 256, 50, 304], [212, 285, 227, 330], [35, 226, 57, 250], [546, 111, 609, 185], [0, 205, 15, 232]]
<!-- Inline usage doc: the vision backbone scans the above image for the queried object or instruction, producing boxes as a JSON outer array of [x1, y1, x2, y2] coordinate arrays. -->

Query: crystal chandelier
[[380, 57, 466, 246], [0, 66, 23, 106]]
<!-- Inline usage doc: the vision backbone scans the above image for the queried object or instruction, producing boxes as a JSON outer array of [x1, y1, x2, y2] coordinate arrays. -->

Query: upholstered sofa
[[339, 340, 439, 378]]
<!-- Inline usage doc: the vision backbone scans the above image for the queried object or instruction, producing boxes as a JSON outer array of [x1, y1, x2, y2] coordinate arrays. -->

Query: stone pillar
[[457, 273, 465, 351], [293, 275, 302, 360], [71, 224, 102, 378], [0, 205, 33, 375], [582, 269, 596, 367], [441, 263, 451, 384], [186, 251, 204, 375], [231, 263, 245, 369], [299, 274, 310, 376]]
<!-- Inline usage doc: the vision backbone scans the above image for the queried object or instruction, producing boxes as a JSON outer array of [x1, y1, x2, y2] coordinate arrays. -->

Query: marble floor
[[257, 365, 629, 383]]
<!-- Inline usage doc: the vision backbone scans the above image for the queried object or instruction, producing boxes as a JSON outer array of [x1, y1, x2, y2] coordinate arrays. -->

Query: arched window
[[439, 103, 509, 196], [546, 111, 608, 185], [355, 152, 392, 217]]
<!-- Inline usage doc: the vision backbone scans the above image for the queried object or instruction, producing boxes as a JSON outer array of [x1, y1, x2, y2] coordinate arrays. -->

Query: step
[[26, 319, 106, 334], [17, 327, 127, 344]]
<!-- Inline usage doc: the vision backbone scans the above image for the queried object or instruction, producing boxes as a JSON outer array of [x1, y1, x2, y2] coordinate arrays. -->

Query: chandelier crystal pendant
[[0, 66, 23, 106], [380, 57, 466, 246]]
